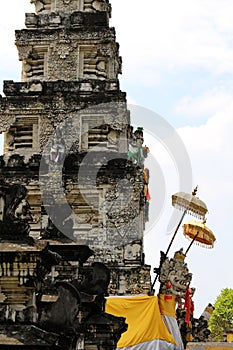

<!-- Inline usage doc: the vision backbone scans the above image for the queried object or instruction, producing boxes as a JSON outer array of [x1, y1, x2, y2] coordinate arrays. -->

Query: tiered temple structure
[[0, 0, 151, 348]]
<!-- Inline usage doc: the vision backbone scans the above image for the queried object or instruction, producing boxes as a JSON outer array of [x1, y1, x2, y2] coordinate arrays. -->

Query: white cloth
[[117, 339, 177, 350], [162, 315, 184, 350]]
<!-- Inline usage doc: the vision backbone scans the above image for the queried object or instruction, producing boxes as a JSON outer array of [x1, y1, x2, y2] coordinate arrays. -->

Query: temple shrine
[[0, 0, 150, 348]]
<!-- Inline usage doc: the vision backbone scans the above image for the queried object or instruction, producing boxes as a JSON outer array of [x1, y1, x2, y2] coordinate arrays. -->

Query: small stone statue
[[50, 126, 66, 164], [41, 201, 74, 242], [0, 183, 32, 237]]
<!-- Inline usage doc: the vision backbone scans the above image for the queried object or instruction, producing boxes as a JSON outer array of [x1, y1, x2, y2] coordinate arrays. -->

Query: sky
[[0, 0, 233, 317]]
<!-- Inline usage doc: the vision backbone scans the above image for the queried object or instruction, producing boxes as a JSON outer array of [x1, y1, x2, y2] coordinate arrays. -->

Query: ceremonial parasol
[[183, 219, 216, 255], [151, 186, 208, 292], [172, 188, 208, 219], [165, 186, 208, 256]]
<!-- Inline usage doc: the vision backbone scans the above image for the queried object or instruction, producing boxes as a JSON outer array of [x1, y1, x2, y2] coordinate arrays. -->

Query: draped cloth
[[162, 315, 184, 350], [158, 294, 184, 350], [106, 295, 180, 350]]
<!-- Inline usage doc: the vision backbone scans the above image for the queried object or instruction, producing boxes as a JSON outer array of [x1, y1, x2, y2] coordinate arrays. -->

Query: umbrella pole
[[150, 209, 187, 292], [185, 231, 199, 256], [165, 209, 187, 256], [151, 268, 160, 292]]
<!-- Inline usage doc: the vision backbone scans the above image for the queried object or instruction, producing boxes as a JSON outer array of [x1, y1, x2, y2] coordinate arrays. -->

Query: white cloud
[[111, 0, 233, 83], [175, 88, 233, 121], [178, 104, 233, 161]]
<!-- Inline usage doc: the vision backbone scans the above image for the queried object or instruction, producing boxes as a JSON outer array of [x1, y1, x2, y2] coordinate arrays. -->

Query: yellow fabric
[[106, 295, 177, 348], [158, 294, 177, 318]]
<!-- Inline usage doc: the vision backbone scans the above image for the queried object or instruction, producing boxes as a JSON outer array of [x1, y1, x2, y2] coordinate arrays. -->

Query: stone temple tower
[[0, 0, 151, 299]]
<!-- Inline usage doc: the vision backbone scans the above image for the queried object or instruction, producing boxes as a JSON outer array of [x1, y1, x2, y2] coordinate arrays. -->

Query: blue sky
[[0, 0, 233, 316]]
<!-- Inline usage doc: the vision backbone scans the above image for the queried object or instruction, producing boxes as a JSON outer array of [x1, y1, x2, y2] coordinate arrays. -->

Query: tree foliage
[[209, 288, 233, 341]]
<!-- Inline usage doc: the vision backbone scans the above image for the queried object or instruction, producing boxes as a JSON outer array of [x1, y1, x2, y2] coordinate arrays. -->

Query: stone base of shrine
[[187, 342, 233, 349]]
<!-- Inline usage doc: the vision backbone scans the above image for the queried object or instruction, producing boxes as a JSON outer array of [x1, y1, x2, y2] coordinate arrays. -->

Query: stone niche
[[4, 117, 39, 156], [22, 46, 48, 81]]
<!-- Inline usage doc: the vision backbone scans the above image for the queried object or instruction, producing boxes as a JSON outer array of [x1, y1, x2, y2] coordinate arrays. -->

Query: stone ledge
[[3, 79, 121, 96], [187, 342, 233, 349], [25, 11, 109, 29]]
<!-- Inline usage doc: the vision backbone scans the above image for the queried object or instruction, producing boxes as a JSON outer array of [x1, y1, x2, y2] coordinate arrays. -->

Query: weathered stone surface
[[0, 0, 150, 348], [0, 183, 32, 237], [30, 0, 112, 16]]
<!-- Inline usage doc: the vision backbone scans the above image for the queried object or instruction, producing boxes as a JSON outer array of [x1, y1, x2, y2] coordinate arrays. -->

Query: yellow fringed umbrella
[[183, 220, 216, 255]]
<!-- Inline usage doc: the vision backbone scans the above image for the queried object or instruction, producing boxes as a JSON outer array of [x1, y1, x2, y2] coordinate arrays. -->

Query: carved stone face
[[159, 251, 192, 298]]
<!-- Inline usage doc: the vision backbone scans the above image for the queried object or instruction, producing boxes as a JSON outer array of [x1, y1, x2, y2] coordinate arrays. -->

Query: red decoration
[[184, 284, 194, 324]]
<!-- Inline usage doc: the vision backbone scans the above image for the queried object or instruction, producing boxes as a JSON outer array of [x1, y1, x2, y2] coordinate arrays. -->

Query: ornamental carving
[[39, 116, 54, 150], [30, 0, 51, 13], [124, 268, 151, 294], [98, 44, 112, 58], [0, 115, 16, 133], [0, 183, 32, 236], [92, 0, 111, 13], [51, 43, 74, 59], [158, 249, 192, 298], [17, 45, 33, 60]]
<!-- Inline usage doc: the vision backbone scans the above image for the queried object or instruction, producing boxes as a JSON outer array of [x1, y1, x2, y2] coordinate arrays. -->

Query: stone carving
[[7, 155, 25, 168], [156, 249, 194, 349], [98, 44, 112, 58], [25, 13, 38, 28], [108, 264, 151, 295], [0, 183, 32, 236], [17, 45, 33, 61], [74, 262, 110, 295], [22, 47, 47, 80], [106, 175, 144, 228], [20, 83, 43, 93], [16, 27, 115, 44], [30, 0, 111, 14], [38, 282, 80, 331], [123, 241, 142, 262], [176, 303, 214, 346], [36, 261, 125, 335], [159, 249, 192, 298], [49, 126, 66, 164], [39, 116, 54, 151], [124, 267, 151, 294], [192, 304, 213, 342], [28, 154, 42, 167], [30, 0, 51, 14], [41, 199, 74, 241], [90, 0, 111, 14], [51, 42, 75, 60], [0, 115, 16, 133]]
